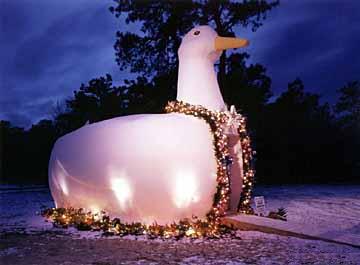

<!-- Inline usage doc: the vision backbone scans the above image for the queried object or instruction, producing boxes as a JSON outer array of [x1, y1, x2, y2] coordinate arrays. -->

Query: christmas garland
[[42, 100, 255, 239], [165, 100, 255, 215]]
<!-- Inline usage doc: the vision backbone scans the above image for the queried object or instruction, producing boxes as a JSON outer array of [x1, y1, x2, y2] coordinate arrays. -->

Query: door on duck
[[226, 133, 243, 212]]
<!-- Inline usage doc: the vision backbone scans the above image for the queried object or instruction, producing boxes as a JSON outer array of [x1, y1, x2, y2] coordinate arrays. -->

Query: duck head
[[176, 25, 249, 111], [178, 25, 249, 63]]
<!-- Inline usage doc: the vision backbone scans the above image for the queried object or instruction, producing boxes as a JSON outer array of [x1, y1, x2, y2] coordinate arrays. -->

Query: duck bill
[[214, 36, 249, 51]]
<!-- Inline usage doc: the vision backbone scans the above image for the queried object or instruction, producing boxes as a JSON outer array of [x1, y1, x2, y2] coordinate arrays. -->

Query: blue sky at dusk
[[1, 0, 359, 127]]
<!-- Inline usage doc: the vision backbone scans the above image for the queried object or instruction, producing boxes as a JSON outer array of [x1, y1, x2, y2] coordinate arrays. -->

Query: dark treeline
[[1, 0, 359, 184]]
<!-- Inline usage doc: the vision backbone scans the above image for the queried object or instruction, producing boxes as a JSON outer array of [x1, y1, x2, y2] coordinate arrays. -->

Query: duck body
[[49, 25, 249, 224], [49, 113, 218, 224]]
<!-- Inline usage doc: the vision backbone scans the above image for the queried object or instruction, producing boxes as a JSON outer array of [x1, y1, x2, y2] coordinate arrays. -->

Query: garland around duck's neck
[[176, 56, 226, 112]]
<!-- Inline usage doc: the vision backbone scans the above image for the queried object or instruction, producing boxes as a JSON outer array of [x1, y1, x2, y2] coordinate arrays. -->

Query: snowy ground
[[0, 184, 359, 264], [249, 185, 360, 246]]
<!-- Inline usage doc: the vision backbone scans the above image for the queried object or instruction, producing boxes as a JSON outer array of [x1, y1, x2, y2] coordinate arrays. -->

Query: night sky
[[1, 0, 359, 128]]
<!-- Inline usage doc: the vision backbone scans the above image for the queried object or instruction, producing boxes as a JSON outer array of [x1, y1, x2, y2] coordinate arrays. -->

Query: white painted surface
[[48, 26, 244, 224]]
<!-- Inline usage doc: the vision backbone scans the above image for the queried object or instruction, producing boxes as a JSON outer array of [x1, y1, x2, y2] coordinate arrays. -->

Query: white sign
[[254, 196, 266, 216]]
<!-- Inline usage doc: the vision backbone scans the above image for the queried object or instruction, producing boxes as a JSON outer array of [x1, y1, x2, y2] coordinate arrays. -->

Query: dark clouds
[[0, 0, 128, 127], [243, 0, 360, 101], [1, 0, 359, 127]]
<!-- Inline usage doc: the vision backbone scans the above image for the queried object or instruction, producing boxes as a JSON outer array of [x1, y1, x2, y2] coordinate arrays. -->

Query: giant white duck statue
[[48, 25, 251, 225]]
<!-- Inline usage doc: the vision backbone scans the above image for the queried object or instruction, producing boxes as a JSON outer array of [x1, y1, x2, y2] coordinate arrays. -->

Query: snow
[[1, 184, 359, 264], [179, 256, 247, 265], [1, 184, 360, 241], [0, 185, 54, 233], [250, 184, 360, 246], [0, 185, 359, 234], [0, 247, 18, 256]]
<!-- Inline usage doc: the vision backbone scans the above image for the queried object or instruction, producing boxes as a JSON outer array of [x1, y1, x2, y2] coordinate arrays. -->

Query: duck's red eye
[[194, 30, 200, 36]]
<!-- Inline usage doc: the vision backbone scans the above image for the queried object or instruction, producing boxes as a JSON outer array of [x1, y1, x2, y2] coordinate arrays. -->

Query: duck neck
[[176, 57, 226, 111]]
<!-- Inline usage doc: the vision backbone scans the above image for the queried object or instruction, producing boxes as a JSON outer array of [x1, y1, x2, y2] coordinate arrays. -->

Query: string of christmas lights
[[165, 100, 255, 215], [42, 100, 255, 238], [41, 207, 233, 238], [236, 112, 255, 214]]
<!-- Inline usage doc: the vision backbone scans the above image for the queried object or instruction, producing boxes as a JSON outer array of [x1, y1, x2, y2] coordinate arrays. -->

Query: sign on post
[[254, 196, 266, 216]]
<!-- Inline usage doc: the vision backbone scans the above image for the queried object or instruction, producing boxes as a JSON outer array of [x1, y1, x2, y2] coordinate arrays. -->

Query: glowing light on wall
[[89, 205, 100, 214], [55, 159, 69, 196], [173, 170, 199, 208], [58, 177, 69, 196], [110, 177, 133, 210]]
